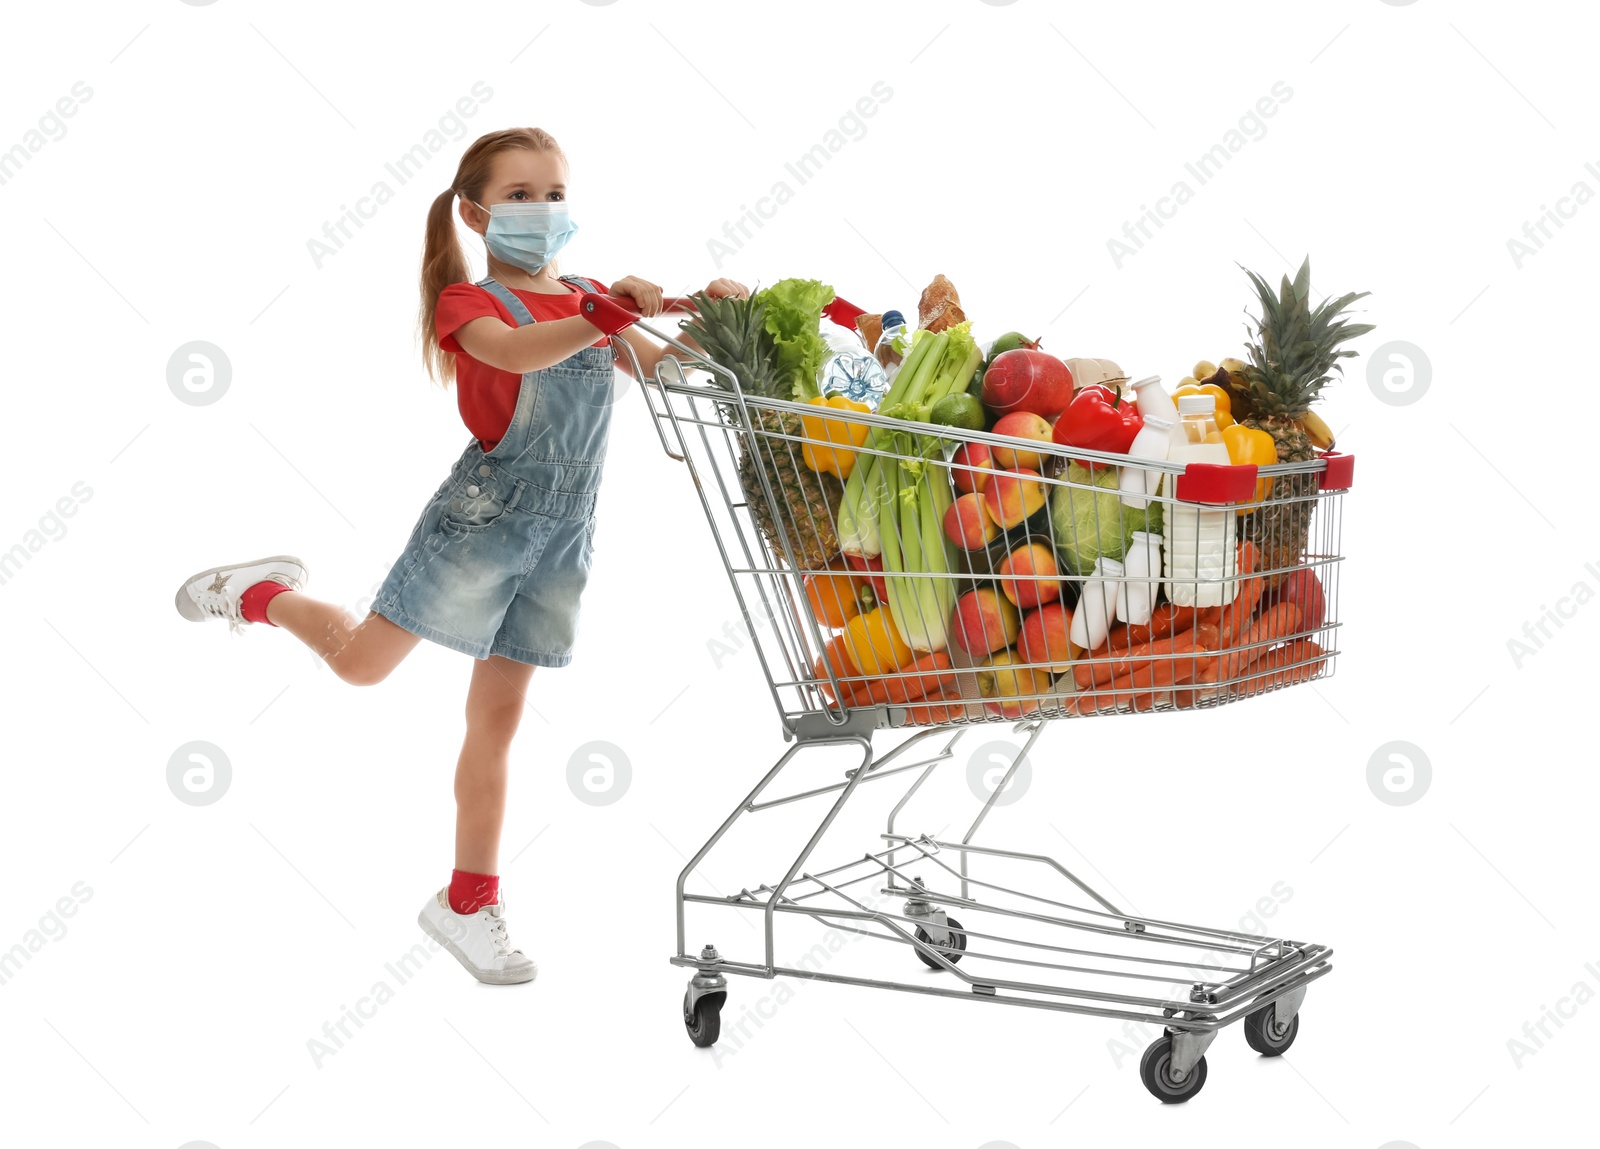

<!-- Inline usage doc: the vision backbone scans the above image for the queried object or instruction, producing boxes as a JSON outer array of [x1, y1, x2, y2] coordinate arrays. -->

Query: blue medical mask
[[471, 199, 578, 274]]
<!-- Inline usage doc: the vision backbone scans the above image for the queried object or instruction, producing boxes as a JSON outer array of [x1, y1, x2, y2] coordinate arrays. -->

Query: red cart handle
[[580, 291, 866, 335], [577, 293, 696, 335]]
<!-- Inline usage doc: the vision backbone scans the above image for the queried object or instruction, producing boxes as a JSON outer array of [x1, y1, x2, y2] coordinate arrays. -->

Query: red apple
[[998, 542, 1061, 609], [982, 349, 1076, 418], [989, 411, 1054, 471], [951, 442, 995, 493], [1017, 603, 1079, 673], [951, 587, 1022, 658], [981, 467, 1047, 530], [944, 493, 1001, 550], [1269, 566, 1326, 632]]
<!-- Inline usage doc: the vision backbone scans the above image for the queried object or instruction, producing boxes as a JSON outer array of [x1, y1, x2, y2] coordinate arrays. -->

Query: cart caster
[[683, 988, 725, 1048], [1243, 1001, 1300, 1056], [913, 916, 967, 969], [1139, 1036, 1208, 1103]]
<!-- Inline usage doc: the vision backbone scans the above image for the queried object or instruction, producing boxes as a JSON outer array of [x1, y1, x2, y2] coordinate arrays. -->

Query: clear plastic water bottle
[[818, 317, 890, 410], [874, 310, 911, 384]]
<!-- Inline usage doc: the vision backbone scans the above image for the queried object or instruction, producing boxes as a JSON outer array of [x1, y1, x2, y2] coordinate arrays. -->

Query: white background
[[1, 0, 1595, 1145]]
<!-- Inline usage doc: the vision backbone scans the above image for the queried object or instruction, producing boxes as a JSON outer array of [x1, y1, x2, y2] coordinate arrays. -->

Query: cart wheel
[[1139, 1036, 1208, 1103], [1243, 1001, 1299, 1056], [683, 989, 725, 1048], [913, 916, 967, 969]]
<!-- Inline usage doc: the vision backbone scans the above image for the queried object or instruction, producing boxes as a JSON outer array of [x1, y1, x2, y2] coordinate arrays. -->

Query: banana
[[1299, 410, 1336, 450], [1192, 360, 1217, 381]]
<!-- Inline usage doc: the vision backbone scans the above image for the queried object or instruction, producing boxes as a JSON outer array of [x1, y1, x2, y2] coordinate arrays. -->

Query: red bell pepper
[[1051, 384, 1143, 471], [844, 552, 888, 600]]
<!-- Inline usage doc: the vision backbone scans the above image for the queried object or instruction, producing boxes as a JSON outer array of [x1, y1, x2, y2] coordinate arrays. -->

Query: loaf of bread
[[855, 312, 884, 353], [917, 274, 966, 332]]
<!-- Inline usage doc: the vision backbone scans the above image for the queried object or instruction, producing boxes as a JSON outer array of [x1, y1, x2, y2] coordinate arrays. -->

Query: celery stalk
[[914, 463, 957, 652], [837, 330, 941, 558]]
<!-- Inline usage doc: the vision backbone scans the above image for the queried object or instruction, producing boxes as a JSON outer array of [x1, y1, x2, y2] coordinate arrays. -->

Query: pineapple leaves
[[1235, 256, 1375, 417]]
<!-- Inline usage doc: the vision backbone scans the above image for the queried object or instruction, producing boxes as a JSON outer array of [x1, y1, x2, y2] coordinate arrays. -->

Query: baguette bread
[[917, 274, 966, 332]]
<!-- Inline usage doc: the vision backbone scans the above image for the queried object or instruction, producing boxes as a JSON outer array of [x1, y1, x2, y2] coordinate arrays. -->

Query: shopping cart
[[596, 291, 1349, 1103]]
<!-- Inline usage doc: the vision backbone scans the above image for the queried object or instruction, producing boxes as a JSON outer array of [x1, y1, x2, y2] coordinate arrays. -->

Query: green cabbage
[[755, 277, 834, 399], [1049, 462, 1163, 577]]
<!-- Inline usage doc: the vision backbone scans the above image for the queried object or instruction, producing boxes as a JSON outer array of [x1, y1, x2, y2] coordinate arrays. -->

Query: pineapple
[[680, 292, 841, 570], [1235, 258, 1373, 581]]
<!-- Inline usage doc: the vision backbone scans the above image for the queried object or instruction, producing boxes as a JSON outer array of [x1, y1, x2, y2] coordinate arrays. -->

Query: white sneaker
[[417, 887, 538, 985], [174, 555, 309, 635]]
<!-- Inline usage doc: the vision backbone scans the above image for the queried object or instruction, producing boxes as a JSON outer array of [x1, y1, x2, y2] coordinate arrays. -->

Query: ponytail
[[417, 126, 569, 386], [419, 188, 468, 385]]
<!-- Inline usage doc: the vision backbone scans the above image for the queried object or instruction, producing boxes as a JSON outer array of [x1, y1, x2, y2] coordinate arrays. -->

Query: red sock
[[239, 579, 295, 626], [448, 869, 499, 914]]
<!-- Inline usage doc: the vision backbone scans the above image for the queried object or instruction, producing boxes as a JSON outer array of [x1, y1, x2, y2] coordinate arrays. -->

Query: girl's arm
[[452, 313, 605, 376]]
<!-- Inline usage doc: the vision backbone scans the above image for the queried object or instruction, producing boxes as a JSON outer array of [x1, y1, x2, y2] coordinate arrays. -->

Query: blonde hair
[[419, 127, 567, 385]]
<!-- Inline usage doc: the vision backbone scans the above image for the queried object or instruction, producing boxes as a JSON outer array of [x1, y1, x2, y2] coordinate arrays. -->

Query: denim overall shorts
[[372, 275, 615, 667]]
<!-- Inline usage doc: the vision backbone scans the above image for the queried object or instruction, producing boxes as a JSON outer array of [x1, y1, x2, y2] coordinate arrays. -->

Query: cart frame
[[607, 300, 1343, 1103]]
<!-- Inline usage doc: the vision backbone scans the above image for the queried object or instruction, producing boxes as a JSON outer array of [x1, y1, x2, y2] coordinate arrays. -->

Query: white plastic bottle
[[1117, 531, 1162, 626], [1118, 414, 1174, 510], [1070, 556, 1123, 651], [1163, 395, 1237, 608], [1131, 375, 1180, 424]]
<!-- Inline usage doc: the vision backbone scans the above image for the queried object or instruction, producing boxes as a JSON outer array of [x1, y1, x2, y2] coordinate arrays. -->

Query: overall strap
[[559, 274, 600, 295], [475, 276, 536, 327]]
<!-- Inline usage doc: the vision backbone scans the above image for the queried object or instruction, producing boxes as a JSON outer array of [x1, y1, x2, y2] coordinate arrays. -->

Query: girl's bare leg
[[455, 654, 536, 873], [265, 592, 422, 686]]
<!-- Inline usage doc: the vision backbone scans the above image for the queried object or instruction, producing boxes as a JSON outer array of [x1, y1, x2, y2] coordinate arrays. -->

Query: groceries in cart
[[675, 256, 1365, 726]]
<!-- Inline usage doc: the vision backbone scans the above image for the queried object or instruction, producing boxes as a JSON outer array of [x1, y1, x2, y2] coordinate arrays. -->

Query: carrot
[[1231, 640, 1326, 695], [1103, 625, 1138, 652], [1214, 603, 1302, 683], [1072, 648, 1108, 690], [814, 636, 856, 707], [1069, 686, 1116, 715], [1124, 603, 1186, 645], [901, 684, 968, 724], [1190, 622, 1222, 652], [876, 651, 957, 705], [1098, 631, 1211, 690], [1218, 541, 1264, 646]]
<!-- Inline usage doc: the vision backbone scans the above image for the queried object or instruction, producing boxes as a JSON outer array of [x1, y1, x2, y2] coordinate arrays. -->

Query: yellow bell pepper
[[1222, 423, 1277, 512], [844, 604, 913, 676], [801, 395, 872, 480], [1173, 383, 1235, 430]]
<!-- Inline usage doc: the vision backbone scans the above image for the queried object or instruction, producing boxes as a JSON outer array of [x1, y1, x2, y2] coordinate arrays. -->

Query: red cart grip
[[1174, 462, 1257, 505], [578, 293, 641, 336], [579, 293, 701, 334], [1319, 451, 1355, 490]]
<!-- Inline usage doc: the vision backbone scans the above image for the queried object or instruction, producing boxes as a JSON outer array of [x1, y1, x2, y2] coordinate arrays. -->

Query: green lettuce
[[755, 277, 835, 400]]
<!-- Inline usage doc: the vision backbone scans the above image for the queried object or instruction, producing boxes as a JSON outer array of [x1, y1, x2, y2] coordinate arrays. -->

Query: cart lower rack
[[603, 293, 1348, 1103]]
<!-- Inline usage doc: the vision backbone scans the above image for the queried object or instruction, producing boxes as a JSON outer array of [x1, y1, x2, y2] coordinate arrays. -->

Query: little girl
[[173, 126, 747, 985]]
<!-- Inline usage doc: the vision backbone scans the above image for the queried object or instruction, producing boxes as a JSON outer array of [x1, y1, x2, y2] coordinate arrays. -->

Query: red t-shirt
[[435, 278, 612, 453]]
